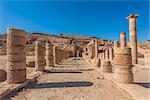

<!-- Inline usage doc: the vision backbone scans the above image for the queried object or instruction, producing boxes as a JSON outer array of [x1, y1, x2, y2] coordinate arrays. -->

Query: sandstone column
[[53, 46, 60, 65], [7, 28, 27, 84], [120, 32, 126, 47], [100, 60, 112, 73], [35, 41, 46, 71], [127, 14, 139, 64], [109, 48, 113, 60], [77, 50, 80, 57], [144, 50, 150, 66], [53, 46, 57, 65], [94, 39, 98, 58], [105, 49, 109, 60], [103, 51, 105, 59], [113, 47, 133, 83], [45, 42, 54, 67]]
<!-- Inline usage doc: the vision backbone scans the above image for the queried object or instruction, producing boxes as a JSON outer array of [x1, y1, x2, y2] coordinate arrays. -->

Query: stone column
[[35, 41, 46, 71], [109, 48, 113, 60], [145, 50, 150, 66], [53, 46, 56, 65], [100, 60, 112, 73], [114, 41, 119, 48], [45, 42, 54, 67], [103, 51, 105, 59], [7, 28, 27, 84], [77, 50, 80, 57], [105, 49, 109, 60], [127, 14, 139, 64], [120, 32, 126, 47], [53, 46, 60, 65], [95, 40, 98, 58], [113, 47, 133, 83]]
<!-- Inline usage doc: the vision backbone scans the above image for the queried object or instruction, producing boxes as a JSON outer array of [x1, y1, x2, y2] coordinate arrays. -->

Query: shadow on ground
[[135, 82, 150, 88], [44, 70, 82, 73], [30, 81, 93, 89]]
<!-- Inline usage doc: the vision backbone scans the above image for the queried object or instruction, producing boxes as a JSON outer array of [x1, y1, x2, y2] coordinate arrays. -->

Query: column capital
[[126, 14, 139, 19]]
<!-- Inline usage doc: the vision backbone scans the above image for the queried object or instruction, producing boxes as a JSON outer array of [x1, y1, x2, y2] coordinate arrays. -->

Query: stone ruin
[[82, 14, 143, 84], [0, 14, 149, 87]]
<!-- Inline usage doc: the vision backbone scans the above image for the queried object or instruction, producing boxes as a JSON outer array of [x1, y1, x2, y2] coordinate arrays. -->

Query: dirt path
[[7, 58, 133, 100]]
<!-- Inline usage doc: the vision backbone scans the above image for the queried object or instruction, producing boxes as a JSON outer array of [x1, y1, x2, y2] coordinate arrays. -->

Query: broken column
[[113, 47, 133, 83], [114, 41, 119, 48], [35, 41, 46, 71], [120, 32, 126, 47], [96, 58, 101, 67], [45, 42, 54, 67], [100, 60, 112, 73], [127, 14, 139, 64], [7, 28, 27, 84]]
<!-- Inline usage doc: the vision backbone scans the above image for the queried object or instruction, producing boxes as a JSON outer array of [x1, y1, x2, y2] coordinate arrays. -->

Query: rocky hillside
[[0, 32, 104, 55]]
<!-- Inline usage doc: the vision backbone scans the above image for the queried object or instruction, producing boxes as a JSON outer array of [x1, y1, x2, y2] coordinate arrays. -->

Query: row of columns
[[6, 28, 72, 84]]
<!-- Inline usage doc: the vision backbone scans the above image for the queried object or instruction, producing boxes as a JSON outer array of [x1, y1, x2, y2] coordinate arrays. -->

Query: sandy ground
[[5, 58, 133, 100], [0, 56, 149, 83], [0, 56, 149, 100]]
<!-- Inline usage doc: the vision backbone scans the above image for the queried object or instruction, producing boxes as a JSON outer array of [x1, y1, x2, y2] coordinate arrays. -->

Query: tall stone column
[[7, 28, 27, 84], [127, 14, 139, 64], [120, 32, 126, 47], [45, 42, 54, 67], [109, 48, 113, 60], [113, 47, 133, 83], [35, 41, 46, 71]]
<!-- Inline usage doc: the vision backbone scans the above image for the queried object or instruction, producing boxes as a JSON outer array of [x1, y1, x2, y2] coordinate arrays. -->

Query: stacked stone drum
[[45, 42, 54, 67], [35, 41, 46, 71], [113, 47, 133, 83], [100, 60, 112, 73], [7, 28, 27, 84]]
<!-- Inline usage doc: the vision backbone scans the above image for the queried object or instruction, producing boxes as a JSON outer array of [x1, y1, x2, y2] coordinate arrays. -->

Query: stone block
[[113, 55, 132, 66], [114, 47, 131, 55], [7, 36, 26, 46], [7, 28, 27, 38], [7, 61, 26, 70], [27, 61, 35, 67], [113, 73, 133, 83], [7, 45, 25, 54], [7, 54, 26, 62], [7, 69, 26, 84]]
